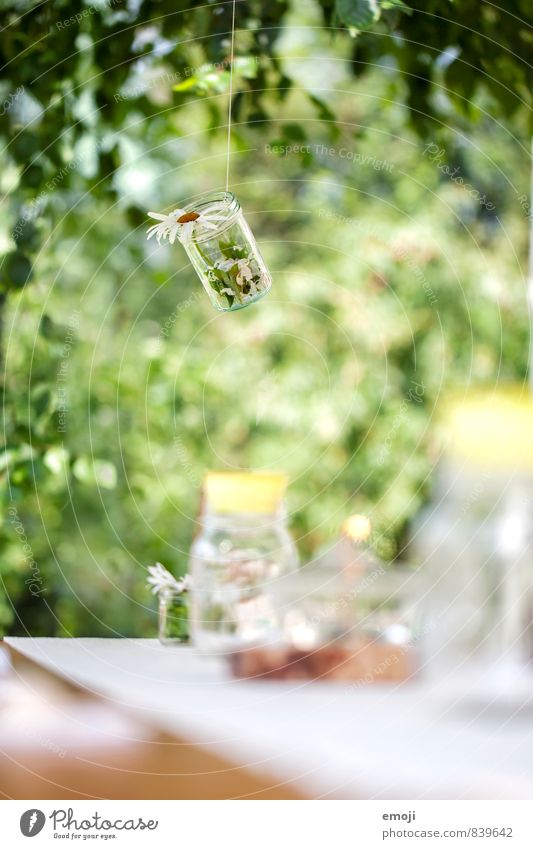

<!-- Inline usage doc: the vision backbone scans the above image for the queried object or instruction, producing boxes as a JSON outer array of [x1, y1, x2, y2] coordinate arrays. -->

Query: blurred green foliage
[[0, 0, 531, 635]]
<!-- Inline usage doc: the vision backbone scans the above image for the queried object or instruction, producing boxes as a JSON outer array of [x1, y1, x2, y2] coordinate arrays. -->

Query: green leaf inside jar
[[163, 595, 189, 642]]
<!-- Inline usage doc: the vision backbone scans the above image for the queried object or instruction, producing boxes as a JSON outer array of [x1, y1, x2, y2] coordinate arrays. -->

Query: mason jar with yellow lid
[[411, 387, 533, 687], [189, 472, 299, 652]]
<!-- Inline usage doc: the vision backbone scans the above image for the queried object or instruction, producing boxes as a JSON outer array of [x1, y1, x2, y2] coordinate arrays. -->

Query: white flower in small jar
[[146, 562, 192, 595]]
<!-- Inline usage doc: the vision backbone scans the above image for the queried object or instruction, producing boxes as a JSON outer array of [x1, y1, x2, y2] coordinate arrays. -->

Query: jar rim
[[160, 585, 187, 599], [183, 191, 241, 243], [202, 505, 288, 524]]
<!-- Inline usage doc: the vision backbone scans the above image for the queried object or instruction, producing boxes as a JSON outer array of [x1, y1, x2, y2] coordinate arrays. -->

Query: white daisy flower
[[146, 204, 227, 245], [179, 573, 193, 592], [146, 562, 192, 595]]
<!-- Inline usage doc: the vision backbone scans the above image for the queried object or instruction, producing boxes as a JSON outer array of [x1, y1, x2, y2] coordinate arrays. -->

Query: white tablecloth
[[6, 637, 533, 799]]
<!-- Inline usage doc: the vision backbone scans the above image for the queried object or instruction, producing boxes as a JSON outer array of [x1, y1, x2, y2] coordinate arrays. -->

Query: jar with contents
[[147, 192, 272, 312], [410, 389, 533, 700], [189, 472, 299, 653]]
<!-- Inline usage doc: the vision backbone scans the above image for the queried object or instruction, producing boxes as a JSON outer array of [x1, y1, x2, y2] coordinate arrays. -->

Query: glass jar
[[179, 192, 272, 312], [189, 472, 298, 652], [159, 587, 189, 644], [409, 389, 533, 698], [414, 467, 533, 669]]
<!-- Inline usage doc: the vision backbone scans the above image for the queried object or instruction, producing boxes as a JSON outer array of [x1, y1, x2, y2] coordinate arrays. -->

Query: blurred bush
[[0, 1, 530, 635]]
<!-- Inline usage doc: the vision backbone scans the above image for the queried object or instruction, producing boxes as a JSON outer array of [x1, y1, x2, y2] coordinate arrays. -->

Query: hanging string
[[225, 0, 237, 192]]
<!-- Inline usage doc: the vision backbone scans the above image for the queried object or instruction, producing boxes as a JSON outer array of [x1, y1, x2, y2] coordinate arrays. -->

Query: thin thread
[[225, 0, 237, 192]]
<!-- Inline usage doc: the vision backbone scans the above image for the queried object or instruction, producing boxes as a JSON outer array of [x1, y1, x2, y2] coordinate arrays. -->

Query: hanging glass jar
[[147, 192, 272, 312], [189, 472, 299, 653]]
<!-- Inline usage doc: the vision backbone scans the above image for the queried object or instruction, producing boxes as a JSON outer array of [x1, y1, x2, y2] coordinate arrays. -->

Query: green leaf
[[381, 0, 409, 9], [173, 57, 258, 96], [39, 315, 55, 339], [335, 0, 382, 30], [0, 450, 14, 474], [43, 446, 69, 476], [2, 251, 32, 289], [13, 220, 40, 252], [309, 94, 336, 123], [31, 384, 51, 418], [283, 123, 307, 142], [39, 314, 71, 342], [73, 456, 117, 489], [22, 163, 44, 189]]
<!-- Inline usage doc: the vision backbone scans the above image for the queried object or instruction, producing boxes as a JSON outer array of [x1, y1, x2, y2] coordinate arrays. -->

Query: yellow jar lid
[[204, 471, 289, 514], [441, 386, 533, 469]]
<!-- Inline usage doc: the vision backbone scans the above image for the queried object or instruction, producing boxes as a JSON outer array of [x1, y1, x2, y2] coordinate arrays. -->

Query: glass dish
[[228, 563, 422, 682]]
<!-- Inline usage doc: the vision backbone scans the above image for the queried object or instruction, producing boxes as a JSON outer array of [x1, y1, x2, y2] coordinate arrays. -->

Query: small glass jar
[[159, 587, 189, 644], [180, 192, 272, 312], [189, 472, 298, 652]]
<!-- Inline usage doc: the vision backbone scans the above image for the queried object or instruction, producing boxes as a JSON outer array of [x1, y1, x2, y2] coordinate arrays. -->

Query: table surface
[[6, 637, 533, 800]]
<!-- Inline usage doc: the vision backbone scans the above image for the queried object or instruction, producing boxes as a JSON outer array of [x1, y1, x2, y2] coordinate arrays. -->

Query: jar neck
[[183, 191, 241, 243], [436, 461, 533, 510], [201, 505, 289, 533], [160, 587, 186, 600]]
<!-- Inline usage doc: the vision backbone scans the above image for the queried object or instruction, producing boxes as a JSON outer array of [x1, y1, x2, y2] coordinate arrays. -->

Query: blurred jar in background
[[411, 388, 533, 692], [272, 560, 419, 648], [190, 472, 298, 653], [314, 514, 422, 650], [229, 516, 422, 682]]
